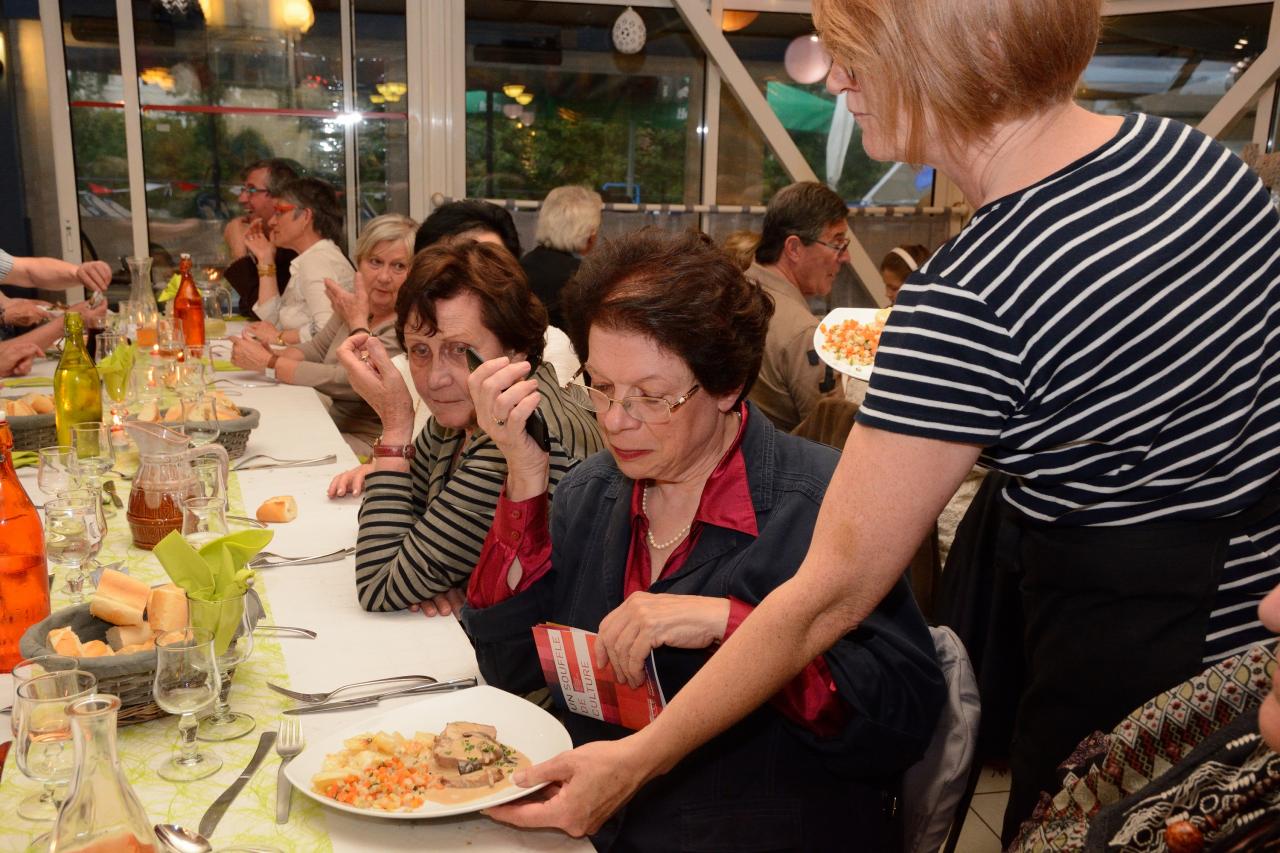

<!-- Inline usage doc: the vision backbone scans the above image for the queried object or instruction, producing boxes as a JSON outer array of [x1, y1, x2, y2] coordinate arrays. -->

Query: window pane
[[717, 11, 923, 206], [465, 0, 704, 204], [63, 1, 134, 271], [355, 0, 409, 223], [1084, 5, 1270, 152], [132, 0, 346, 269]]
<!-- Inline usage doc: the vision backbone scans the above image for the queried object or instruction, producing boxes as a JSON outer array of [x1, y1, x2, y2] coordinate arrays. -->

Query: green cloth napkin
[[96, 341, 136, 398], [12, 450, 37, 468], [213, 359, 239, 372], [157, 273, 181, 303], [153, 528, 273, 653], [0, 377, 53, 388]]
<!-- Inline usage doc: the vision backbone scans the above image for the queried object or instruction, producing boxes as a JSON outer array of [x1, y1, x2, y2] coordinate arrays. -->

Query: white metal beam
[[424, 0, 467, 208], [340, 0, 359, 248], [670, 0, 885, 303], [115, 0, 148, 260], [39, 0, 80, 264], [1199, 2, 1280, 139], [406, 0, 428, 221]]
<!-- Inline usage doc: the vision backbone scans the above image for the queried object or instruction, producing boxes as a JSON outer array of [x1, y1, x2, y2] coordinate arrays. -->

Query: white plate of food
[[814, 306, 893, 382], [285, 685, 572, 819]]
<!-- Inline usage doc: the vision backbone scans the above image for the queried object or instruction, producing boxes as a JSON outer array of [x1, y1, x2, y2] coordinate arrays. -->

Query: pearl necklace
[[642, 485, 691, 550]]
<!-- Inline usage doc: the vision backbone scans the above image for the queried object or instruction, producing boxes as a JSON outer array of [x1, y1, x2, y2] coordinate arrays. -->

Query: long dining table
[[0, 345, 590, 852]]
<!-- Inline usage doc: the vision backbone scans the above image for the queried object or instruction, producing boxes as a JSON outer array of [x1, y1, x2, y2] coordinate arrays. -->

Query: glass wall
[[1085, 4, 1272, 151], [464, 0, 705, 204], [716, 10, 926, 207], [354, 0, 409, 219]]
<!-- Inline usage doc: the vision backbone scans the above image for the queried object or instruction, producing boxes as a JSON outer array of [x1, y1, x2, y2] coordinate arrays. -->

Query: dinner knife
[[198, 730, 277, 838], [283, 677, 478, 715]]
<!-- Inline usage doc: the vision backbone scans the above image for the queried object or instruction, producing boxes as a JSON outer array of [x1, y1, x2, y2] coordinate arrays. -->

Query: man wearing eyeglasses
[[222, 158, 298, 320], [746, 181, 849, 433]]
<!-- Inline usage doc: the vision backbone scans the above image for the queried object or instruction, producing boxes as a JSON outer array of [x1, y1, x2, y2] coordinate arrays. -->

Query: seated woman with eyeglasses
[[335, 239, 604, 613], [243, 176, 354, 346], [461, 229, 944, 852]]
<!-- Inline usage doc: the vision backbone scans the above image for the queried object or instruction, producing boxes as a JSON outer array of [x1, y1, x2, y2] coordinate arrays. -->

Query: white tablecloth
[[2, 350, 589, 852]]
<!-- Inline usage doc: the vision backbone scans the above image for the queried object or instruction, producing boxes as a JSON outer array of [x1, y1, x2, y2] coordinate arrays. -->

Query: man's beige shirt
[[746, 261, 838, 433]]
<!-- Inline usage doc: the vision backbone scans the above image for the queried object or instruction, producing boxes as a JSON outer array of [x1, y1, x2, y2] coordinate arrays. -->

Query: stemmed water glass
[[153, 627, 222, 781], [71, 423, 115, 518], [192, 457, 227, 510], [13, 669, 97, 820], [36, 446, 74, 501], [181, 392, 221, 448], [44, 496, 98, 604]]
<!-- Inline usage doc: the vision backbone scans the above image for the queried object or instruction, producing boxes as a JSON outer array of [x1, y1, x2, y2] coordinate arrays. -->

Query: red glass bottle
[[0, 409, 49, 672], [174, 253, 205, 350]]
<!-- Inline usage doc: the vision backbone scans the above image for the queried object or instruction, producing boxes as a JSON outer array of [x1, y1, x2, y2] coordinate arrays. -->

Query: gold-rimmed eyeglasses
[[562, 376, 700, 425]]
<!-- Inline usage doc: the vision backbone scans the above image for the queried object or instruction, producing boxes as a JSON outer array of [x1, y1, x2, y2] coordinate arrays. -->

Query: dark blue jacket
[[462, 405, 945, 852]]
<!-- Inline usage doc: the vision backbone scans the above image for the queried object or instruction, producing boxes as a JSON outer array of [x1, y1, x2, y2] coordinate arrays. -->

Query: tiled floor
[[951, 764, 1009, 853]]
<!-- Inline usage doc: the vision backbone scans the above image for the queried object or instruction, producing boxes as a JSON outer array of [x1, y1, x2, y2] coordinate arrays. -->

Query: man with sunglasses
[[222, 158, 298, 320], [746, 181, 850, 432]]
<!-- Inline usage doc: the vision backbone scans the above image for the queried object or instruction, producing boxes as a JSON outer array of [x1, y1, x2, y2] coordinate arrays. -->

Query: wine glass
[[153, 627, 222, 781], [182, 495, 229, 545], [36, 446, 74, 501], [188, 589, 256, 742], [71, 423, 111, 463], [11, 656, 78, 689], [94, 331, 124, 365], [181, 344, 212, 391], [44, 497, 96, 604], [191, 458, 227, 510], [13, 669, 97, 820], [181, 392, 221, 448]]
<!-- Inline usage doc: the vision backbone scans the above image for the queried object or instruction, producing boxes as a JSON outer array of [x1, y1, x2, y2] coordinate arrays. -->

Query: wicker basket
[[2, 396, 57, 452], [19, 602, 248, 727]]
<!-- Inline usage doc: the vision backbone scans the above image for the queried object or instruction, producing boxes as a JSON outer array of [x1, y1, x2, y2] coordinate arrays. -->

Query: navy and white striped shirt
[[860, 113, 1280, 661]]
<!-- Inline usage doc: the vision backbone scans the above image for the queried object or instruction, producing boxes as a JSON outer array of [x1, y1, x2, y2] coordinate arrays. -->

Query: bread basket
[[19, 594, 257, 727], [1, 396, 57, 452], [152, 406, 259, 460]]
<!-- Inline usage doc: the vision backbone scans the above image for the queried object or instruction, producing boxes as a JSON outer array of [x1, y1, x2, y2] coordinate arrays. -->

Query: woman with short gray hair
[[521, 185, 603, 329]]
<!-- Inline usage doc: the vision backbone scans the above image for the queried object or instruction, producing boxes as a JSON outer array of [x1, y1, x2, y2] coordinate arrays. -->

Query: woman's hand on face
[[325, 273, 369, 330], [468, 357, 548, 482], [594, 593, 732, 688], [327, 462, 374, 498], [336, 332, 415, 442], [243, 220, 276, 266], [229, 334, 273, 372]]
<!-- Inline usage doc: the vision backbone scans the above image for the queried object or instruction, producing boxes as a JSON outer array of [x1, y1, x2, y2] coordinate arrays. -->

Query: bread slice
[[80, 639, 114, 658], [106, 623, 153, 651], [48, 626, 83, 657], [147, 583, 188, 634]]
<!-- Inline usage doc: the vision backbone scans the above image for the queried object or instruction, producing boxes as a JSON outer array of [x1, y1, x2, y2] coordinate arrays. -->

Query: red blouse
[[467, 406, 849, 736]]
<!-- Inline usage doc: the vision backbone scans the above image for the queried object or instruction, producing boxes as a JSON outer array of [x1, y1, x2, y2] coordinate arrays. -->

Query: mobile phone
[[466, 347, 551, 452]]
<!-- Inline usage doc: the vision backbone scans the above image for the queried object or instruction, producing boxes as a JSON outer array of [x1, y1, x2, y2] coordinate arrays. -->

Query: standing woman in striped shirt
[[335, 240, 603, 614], [485, 0, 1280, 844]]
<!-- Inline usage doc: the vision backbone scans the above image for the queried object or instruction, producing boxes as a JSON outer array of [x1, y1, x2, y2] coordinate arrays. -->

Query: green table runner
[[0, 473, 334, 852]]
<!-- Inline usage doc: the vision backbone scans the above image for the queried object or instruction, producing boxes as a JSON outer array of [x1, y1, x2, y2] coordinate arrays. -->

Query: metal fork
[[266, 674, 437, 704], [250, 547, 355, 569], [275, 718, 305, 824], [232, 453, 337, 471]]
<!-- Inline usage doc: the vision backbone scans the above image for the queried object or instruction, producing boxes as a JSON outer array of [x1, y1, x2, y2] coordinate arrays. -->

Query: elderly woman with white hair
[[520, 185, 602, 329], [231, 213, 416, 454]]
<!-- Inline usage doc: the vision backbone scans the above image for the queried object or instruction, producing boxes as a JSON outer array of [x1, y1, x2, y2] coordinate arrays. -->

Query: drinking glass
[[11, 655, 78, 688], [177, 345, 211, 395], [70, 454, 114, 522], [153, 627, 222, 781], [13, 669, 97, 820], [71, 422, 111, 464], [156, 314, 183, 358], [44, 497, 97, 604], [181, 392, 221, 448], [36, 446, 74, 500], [182, 495, 229, 546], [192, 457, 227, 509], [188, 590, 256, 741], [94, 331, 124, 366]]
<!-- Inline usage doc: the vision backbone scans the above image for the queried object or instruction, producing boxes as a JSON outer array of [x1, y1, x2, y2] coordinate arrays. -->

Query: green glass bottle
[[54, 311, 103, 446]]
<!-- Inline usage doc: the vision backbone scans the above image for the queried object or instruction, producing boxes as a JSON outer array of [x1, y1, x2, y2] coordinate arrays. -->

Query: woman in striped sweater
[[335, 240, 603, 613]]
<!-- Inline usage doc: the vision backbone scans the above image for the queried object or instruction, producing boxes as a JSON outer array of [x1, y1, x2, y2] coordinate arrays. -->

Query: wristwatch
[[372, 439, 415, 460], [265, 354, 278, 380]]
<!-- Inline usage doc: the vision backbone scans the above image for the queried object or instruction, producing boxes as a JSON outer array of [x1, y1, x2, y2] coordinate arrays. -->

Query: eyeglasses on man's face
[[806, 236, 850, 254], [231, 185, 268, 197], [562, 375, 700, 425]]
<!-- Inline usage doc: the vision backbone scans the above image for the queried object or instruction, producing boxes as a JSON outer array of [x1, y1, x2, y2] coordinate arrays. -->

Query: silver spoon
[[154, 823, 212, 853]]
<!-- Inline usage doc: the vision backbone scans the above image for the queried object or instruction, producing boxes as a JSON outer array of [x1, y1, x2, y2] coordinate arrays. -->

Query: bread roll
[[106, 623, 152, 651], [147, 583, 188, 633], [80, 639, 114, 658], [89, 569, 150, 626], [20, 393, 54, 414], [48, 626, 83, 657], [117, 637, 156, 655], [256, 495, 297, 523], [5, 399, 35, 417]]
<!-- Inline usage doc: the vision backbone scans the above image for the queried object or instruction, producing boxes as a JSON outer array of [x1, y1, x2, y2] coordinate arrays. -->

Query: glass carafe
[[197, 275, 233, 339], [35, 694, 156, 853], [124, 421, 228, 550], [125, 256, 159, 347]]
